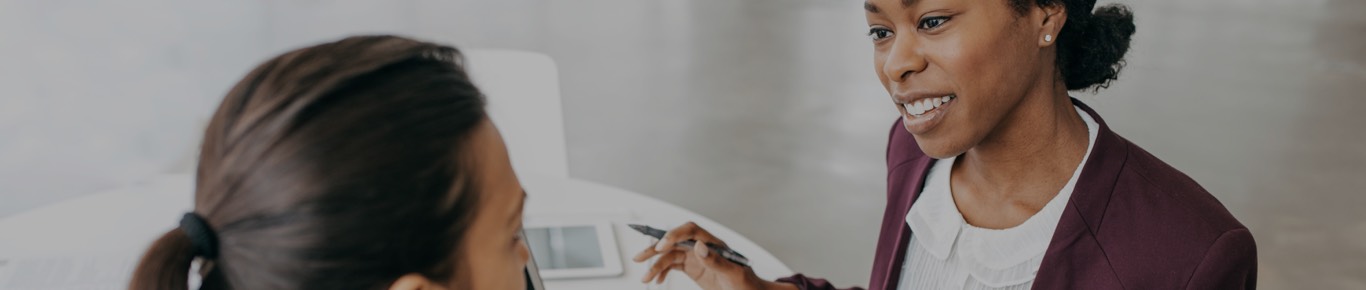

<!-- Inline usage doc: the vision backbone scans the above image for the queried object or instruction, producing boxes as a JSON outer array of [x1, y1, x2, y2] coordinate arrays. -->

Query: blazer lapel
[[1032, 99, 1130, 289], [871, 119, 936, 290]]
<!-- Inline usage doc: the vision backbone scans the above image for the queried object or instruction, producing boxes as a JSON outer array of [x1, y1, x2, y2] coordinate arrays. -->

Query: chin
[[911, 135, 968, 159]]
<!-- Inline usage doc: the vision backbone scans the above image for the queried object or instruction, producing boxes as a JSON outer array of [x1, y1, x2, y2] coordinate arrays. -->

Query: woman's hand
[[631, 222, 796, 290]]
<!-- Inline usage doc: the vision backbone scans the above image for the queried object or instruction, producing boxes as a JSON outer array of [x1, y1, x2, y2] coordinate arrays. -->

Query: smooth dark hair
[[130, 35, 488, 290], [1012, 0, 1136, 91]]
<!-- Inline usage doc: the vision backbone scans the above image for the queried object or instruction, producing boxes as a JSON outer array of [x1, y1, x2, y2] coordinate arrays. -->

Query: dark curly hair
[[1011, 0, 1136, 91]]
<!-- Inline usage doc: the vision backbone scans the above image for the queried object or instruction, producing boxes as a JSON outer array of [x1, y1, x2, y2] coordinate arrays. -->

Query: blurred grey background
[[1, 0, 1363, 288]]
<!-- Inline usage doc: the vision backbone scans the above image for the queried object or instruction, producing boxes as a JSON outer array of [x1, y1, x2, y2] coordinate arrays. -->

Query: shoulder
[[1109, 134, 1246, 232], [1096, 134, 1256, 287]]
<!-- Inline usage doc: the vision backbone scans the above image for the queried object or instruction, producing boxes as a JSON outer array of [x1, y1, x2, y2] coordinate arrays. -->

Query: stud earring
[[1045, 34, 1053, 42]]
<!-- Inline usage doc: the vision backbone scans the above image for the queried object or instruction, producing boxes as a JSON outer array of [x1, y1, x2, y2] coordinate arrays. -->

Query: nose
[[881, 35, 927, 84], [519, 239, 531, 264]]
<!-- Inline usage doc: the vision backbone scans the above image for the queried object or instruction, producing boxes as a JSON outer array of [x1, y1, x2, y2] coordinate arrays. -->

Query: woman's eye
[[867, 27, 893, 41], [918, 16, 949, 30]]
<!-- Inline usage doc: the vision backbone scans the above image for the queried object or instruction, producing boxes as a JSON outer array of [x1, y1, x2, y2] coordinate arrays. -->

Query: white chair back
[[463, 49, 570, 178]]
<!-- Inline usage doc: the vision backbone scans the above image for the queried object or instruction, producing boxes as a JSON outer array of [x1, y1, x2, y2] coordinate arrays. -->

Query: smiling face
[[866, 0, 1058, 158]]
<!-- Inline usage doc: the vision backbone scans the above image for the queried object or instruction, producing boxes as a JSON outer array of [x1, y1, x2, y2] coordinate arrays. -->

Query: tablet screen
[[523, 225, 605, 269], [523, 229, 545, 290]]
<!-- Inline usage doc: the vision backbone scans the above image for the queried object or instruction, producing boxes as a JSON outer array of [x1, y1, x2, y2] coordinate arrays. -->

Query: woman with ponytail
[[635, 0, 1257, 289], [130, 35, 529, 290]]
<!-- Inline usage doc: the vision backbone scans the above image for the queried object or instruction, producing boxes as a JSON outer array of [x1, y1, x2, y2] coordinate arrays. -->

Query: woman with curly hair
[[635, 0, 1257, 289]]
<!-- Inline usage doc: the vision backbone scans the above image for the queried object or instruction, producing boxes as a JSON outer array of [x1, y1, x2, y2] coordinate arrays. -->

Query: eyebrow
[[864, 0, 920, 13], [864, 1, 879, 13]]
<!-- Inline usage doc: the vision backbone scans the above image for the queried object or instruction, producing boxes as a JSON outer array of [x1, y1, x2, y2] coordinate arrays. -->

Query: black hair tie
[[179, 212, 219, 259]]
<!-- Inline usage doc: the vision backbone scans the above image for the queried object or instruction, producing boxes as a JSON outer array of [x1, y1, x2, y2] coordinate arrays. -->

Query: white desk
[[0, 174, 792, 290]]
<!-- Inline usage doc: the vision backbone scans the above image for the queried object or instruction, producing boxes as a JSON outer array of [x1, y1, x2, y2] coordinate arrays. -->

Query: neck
[[953, 84, 1089, 203]]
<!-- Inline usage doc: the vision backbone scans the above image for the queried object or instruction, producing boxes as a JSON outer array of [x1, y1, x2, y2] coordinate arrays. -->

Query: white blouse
[[896, 105, 1098, 290]]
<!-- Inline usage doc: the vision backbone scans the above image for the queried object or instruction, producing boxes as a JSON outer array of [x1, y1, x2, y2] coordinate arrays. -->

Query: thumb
[[693, 241, 736, 272]]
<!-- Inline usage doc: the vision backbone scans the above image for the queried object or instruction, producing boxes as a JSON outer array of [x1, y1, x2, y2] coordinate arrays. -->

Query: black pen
[[628, 224, 751, 267]]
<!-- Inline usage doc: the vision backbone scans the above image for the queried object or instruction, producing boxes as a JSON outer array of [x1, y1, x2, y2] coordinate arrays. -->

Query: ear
[[1036, 3, 1067, 47], [389, 273, 449, 290]]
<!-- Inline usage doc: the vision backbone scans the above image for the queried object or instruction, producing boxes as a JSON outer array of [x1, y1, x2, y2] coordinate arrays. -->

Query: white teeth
[[905, 95, 955, 116]]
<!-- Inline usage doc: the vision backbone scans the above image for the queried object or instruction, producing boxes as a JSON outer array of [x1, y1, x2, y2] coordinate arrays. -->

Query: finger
[[655, 222, 701, 252], [641, 250, 683, 283], [693, 240, 738, 272], [662, 221, 733, 251], [655, 264, 681, 284], [689, 227, 729, 248], [633, 242, 660, 262], [636, 239, 692, 263]]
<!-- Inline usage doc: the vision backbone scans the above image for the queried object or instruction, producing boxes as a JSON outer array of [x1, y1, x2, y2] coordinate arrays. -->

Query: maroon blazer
[[777, 99, 1257, 289]]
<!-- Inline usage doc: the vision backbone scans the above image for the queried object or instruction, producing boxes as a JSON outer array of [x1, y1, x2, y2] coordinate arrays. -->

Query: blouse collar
[[905, 104, 1100, 268]]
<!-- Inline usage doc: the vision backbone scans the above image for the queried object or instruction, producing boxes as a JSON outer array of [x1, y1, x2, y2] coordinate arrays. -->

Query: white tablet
[[522, 221, 623, 279]]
